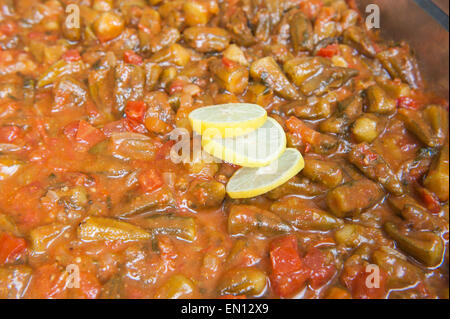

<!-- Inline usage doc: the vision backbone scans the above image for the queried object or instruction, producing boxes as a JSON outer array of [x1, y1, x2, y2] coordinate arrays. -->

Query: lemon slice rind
[[226, 148, 305, 199], [189, 103, 267, 138], [202, 117, 286, 167]]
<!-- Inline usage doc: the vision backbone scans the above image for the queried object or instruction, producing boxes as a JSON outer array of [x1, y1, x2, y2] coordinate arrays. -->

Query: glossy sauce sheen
[[0, 0, 448, 299]]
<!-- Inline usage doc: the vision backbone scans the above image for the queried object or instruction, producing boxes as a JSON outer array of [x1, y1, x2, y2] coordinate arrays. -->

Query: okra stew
[[0, 0, 448, 299]]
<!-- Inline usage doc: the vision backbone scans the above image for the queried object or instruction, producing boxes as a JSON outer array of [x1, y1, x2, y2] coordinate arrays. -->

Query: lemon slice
[[226, 148, 305, 199], [202, 117, 286, 167], [189, 103, 267, 138]]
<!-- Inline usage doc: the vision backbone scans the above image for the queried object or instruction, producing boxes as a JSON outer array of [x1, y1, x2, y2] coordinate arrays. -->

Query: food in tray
[[0, 0, 448, 299]]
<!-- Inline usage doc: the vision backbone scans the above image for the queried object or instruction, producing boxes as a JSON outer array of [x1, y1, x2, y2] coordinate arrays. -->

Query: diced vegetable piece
[[228, 205, 291, 237], [209, 57, 249, 94], [144, 91, 175, 134], [286, 116, 338, 154], [245, 84, 274, 107], [29, 224, 70, 255], [187, 180, 226, 209], [317, 44, 340, 58], [112, 186, 176, 217], [52, 76, 88, 111], [289, 96, 332, 120], [351, 114, 382, 143], [222, 7, 255, 46], [0, 265, 32, 299], [37, 60, 84, 88], [138, 168, 163, 193], [150, 44, 191, 66], [327, 179, 384, 218], [366, 85, 396, 114], [302, 157, 343, 188], [144, 62, 162, 91], [334, 224, 388, 249], [335, 224, 366, 247], [388, 194, 440, 230], [269, 235, 308, 298], [0, 233, 27, 265], [125, 101, 146, 122], [372, 247, 424, 289], [250, 57, 301, 100], [270, 197, 342, 231], [109, 132, 159, 161], [72, 120, 106, 152], [266, 176, 327, 200], [423, 105, 449, 146], [184, 0, 211, 26], [114, 62, 145, 113], [377, 46, 423, 89], [77, 217, 151, 242], [290, 12, 313, 52], [183, 27, 230, 53], [388, 194, 425, 213], [123, 50, 143, 66], [92, 12, 125, 42], [376, 78, 411, 99], [342, 26, 377, 57], [414, 183, 441, 214], [154, 275, 196, 299], [319, 95, 363, 134], [348, 143, 405, 196], [223, 44, 248, 66], [398, 105, 448, 148], [423, 143, 449, 202], [140, 215, 197, 242], [348, 264, 388, 299], [186, 161, 219, 179], [384, 222, 444, 267], [284, 57, 358, 96], [218, 268, 267, 297]]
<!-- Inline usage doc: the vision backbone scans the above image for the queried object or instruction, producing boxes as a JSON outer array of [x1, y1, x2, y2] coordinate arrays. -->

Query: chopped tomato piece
[[397, 96, 419, 110], [124, 50, 143, 65], [222, 56, 237, 68], [125, 101, 147, 122], [62, 49, 81, 62], [139, 169, 163, 193], [270, 235, 303, 274], [415, 183, 441, 214], [26, 263, 68, 299], [63, 121, 80, 142], [350, 267, 387, 299], [125, 118, 148, 134], [72, 271, 102, 299], [317, 44, 340, 58], [269, 235, 308, 298], [357, 143, 378, 162], [0, 233, 27, 265], [299, 0, 323, 19], [76, 121, 106, 151], [302, 248, 336, 289], [0, 20, 18, 36], [155, 140, 176, 160], [64, 121, 105, 152], [169, 79, 187, 94], [0, 125, 20, 142]]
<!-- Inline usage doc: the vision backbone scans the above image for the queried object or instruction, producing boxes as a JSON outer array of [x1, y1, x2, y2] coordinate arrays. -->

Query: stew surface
[[0, 0, 448, 299]]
